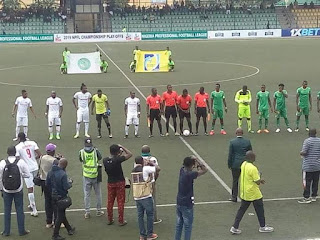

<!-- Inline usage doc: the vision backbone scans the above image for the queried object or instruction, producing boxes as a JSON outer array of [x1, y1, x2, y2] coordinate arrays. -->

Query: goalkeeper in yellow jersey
[[235, 85, 254, 133]]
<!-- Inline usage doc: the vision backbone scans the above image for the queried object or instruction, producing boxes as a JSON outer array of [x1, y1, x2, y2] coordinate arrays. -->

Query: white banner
[[67, 52, 101, 74], [208, 29, 281, 39], [54, 32, 141, 43]]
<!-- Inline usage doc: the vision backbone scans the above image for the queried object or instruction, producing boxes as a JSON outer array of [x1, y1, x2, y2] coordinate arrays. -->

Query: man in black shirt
[[103, 144, 132, 226]]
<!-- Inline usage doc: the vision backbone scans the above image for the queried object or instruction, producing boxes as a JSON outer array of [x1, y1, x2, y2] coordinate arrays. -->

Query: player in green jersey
[[210, 83, 227, 135], [317, 91, 320, 114], [273, 83, 292, 133], [256, 84, 273, 134], [62, 47, 70, 62], [168, 57, 175, 72], [100, 60, 108, 73], [295, 80, 312, 132], [60, 61, 67, 74]]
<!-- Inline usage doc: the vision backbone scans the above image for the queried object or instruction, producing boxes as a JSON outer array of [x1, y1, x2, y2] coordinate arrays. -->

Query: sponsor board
[[141, 31, 207, 40], [54, 32, 141, 43], [208, 29, 281, 39], [282, 28, 320, 37], [0, 34, 54, 43]]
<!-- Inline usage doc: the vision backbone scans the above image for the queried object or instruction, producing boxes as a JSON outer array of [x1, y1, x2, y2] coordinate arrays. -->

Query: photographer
[[47, 158, 75, 240], [175, 156, 207, 240]]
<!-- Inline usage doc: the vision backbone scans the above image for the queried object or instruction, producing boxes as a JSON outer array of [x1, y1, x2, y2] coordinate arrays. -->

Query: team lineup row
[[11, 80, 319, 140]]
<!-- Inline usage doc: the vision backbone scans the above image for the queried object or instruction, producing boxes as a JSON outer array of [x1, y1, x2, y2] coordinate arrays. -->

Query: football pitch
[[0, 38, 320, 240]]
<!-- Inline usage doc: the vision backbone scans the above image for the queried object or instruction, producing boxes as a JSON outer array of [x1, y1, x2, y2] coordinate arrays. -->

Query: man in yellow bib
[[230, 151, 274, 235]]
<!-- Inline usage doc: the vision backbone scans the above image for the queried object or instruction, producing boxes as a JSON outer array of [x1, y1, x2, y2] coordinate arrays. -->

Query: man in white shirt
[[124, 91, 141, 138], [12, 90, 36, 141], [0, 146, 30, 236], [73, 83, 92, 138], [15, 133, 42, 217], [46, 91, 63, 140]]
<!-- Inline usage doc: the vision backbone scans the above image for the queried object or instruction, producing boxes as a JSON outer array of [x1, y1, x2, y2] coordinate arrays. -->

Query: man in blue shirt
[[175, 156, 207, 240]]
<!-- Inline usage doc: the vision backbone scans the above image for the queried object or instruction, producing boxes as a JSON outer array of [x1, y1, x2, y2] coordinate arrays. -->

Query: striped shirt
[[301, 137, 320, 172]]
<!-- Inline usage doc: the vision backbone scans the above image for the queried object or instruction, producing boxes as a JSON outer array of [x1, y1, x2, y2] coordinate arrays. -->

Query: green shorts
[[212, 108, 223, 119], [296, 107, 309, 116], [238, 106, 251, 119], [258, 109, 269, 119], [275, 108, 287, 118]]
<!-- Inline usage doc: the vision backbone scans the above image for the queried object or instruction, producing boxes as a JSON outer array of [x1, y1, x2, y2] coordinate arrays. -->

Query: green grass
[[1, 38, 320, 239]]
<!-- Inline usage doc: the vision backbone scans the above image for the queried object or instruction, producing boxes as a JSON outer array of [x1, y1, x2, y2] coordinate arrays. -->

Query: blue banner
[[282, 28, 320, 37]]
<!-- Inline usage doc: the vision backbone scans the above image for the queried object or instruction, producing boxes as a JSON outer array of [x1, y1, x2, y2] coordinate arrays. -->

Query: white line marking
[[0, 196, 306, 216], [96, 44, 232, 195]]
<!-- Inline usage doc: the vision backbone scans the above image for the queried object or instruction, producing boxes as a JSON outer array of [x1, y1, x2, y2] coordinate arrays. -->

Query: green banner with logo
[[0, 34, 54, 43], [141, 31, 207, 40]]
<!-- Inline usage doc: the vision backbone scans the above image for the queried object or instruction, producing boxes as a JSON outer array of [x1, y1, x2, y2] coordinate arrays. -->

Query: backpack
[[2, 158, 21, 191]]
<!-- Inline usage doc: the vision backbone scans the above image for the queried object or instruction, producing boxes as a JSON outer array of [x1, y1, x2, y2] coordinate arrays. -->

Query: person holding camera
[[132, 156, 161, 240], [175, 156, 207, 240], [103, 144, 132, 226], [79, 138, 104, 219], [47, 158, 75, 240]]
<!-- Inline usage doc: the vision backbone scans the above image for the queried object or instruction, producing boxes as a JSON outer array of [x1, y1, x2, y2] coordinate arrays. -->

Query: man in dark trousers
[[228, 128, 252, 202], [47, 158, 75, 240]]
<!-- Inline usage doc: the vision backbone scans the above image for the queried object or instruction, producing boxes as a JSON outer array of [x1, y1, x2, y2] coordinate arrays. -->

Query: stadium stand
[[292, 8, 320, 28]]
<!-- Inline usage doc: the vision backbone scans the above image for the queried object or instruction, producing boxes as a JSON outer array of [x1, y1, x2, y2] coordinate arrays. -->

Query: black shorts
[[96, 113, 109, 123], [165, 106, 177, 118], [196, 107, 207, 118], [178, 109, 191, 119], [150, 109, 161, 121]]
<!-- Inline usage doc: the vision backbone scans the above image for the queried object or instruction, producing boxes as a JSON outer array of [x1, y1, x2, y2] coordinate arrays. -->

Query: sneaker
[[107, 219, 115, 225], [311, 197, 317, 202], [26, 138, 30, 141], [46, 223, 53, 228], [124, 135, 128, 139], [52, 235, 65, 240], [209, 130, 215, 135], [153, 219, 162, 224], [49, 133, 54, 140], [298, 198, 312, 204], [84, 212, 90, 219], [1, 232, 9, 236], [165, 132, 169, 136], [230, 226, 241, 235], [160, 134, 165, 137], [68, 227, 76, 235], [194, 132, 199, 136], [74, 133, 79, 139], [204, 132, 209, 136], [306, 128, 310, 132], [109, 134, 113, 138], [147, 233, 158, 240], [275, 128, 281, 133], [97, 135, 102, 139], [257, 130, 262, 134], [135, 135, 140, 138], [19, 230, 30, 236], [264, 129, 270, 133], [221, 129, 227, 135], [295, 128, 299, 132], [175, 132, 180, 136], [85, 134, 90, 138], [287, 128, 293, 133], [96, 211, 105, 217], [119, 221, 127, 226], [249, 130, 255, 134], [259, 226, 274, 233], [149, 135, 154, 138], [56, 134, 61, 140], [13, 137, 18, 141], [31, 211, 38, 217]]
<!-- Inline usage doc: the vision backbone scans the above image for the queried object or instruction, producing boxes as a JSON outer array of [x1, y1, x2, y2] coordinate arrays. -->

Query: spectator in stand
[[266, 21, 270, 29], [226, 3, 231, 14], [103, 1, 108, 12], [310, 1, 315, 8]]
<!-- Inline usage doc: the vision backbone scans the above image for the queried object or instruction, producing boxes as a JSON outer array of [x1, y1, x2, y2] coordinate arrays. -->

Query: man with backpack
[[0, 146, 31, 236]]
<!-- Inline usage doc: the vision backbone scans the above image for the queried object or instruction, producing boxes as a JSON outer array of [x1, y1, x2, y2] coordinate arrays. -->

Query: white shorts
[[126, 114, 139, 125], [77, 108, 89, 123], [24, 170, 37, 188], [48, 116, 61, 126], [16, 117, 28, 126]]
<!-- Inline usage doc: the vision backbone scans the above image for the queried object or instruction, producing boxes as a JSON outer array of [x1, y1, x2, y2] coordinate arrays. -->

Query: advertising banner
[[208, 29, 281, 39], [141, 31, 207, 40], [282, 28, 320, 37], [67, 52, 101, 74], [0, 34, 54, 43], [135, 50, 169, 73]]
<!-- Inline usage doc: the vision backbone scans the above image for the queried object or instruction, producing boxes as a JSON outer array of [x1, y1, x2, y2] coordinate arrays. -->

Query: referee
[[194, 87, 210, 135], [146, 88, 163, 138], [162, 85, 179, 136]]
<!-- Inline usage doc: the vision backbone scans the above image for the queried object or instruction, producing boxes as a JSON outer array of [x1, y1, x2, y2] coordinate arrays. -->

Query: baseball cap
[[46, 143, 56, 152], [84, 138, 93, 150]]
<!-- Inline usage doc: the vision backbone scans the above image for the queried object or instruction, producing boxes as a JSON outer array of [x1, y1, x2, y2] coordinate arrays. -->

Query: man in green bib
[[79, 138, 104, 219], [62, 47, 70, 63], [296, 80, 312, 132], [210, 83, 227, 135], [256, 85, 273, 134]]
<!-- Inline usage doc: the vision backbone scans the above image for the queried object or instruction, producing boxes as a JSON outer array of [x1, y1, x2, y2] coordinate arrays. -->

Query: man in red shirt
[[177, 89, 193, 135], [194, 87, 210, 135], [162, 85, 179, 136], [146, 88, 164, 137]]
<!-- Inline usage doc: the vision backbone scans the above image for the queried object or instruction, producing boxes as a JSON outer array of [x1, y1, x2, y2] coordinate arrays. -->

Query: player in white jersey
[[12, 90, 36, 141], [73, 83, 92, 138], [15, 133, 42, 217], [124, 91, 141, 138], [46, 91, 63, 140]]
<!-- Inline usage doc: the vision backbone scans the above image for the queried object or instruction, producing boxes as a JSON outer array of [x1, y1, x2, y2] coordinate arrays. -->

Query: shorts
[[16, 117, 28, 126], [196, 107, 207, 118], [126, 114, 139, 125], [212, 108, 223, 119], [258, 109, 269, 119], [165, 106, 177, 118], [77, 108, 89, 123], [24, 170, 38, 188], [275, 108, 287, 118], [96, 113, 110, 124], [296, 107, 309, 116], [48, 116, 61, 126], [238, 106, 251, 119], [178, 109, 191, 119], [150, 109, 161, 121]]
